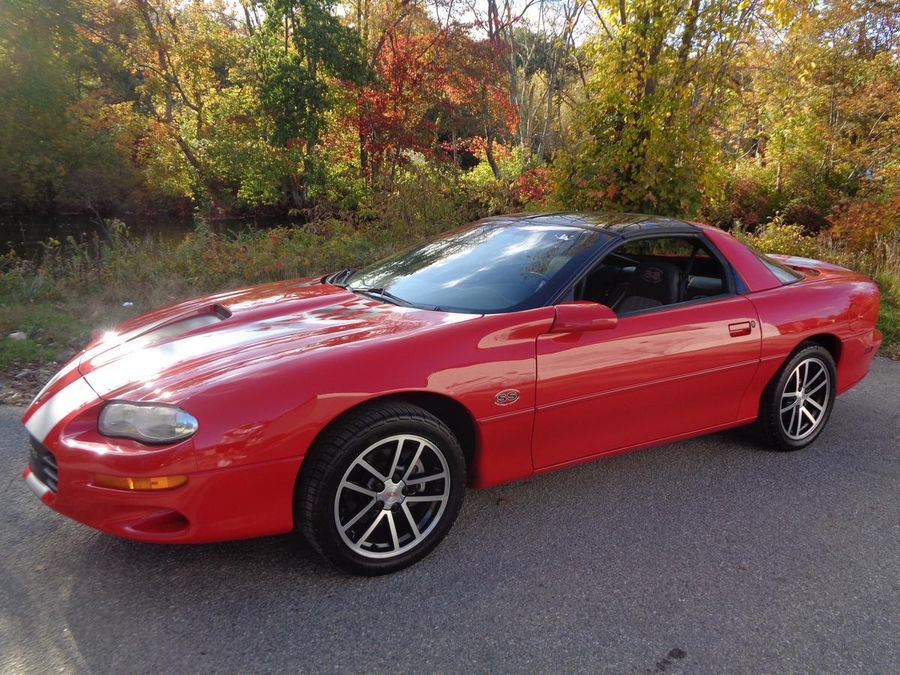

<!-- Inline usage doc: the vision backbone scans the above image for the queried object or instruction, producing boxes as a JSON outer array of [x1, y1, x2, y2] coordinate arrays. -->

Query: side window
[[574, 236, 730, 314]]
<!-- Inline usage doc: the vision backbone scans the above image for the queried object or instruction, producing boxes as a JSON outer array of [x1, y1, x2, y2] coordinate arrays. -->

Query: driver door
[[532, 235, 762, 469]]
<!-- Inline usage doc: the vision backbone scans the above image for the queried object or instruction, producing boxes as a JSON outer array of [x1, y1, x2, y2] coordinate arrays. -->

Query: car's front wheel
[[758, 343, 836, 451], [296, 402, 466, 575]]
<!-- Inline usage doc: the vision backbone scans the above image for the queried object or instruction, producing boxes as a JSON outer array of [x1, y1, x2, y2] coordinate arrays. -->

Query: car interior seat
[[613, 260, 683, 313]]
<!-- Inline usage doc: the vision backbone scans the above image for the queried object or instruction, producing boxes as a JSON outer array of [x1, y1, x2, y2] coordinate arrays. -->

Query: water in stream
[[1, 214, 199, 257]]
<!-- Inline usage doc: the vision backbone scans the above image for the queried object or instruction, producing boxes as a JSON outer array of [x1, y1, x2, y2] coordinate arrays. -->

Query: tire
[[296, 401, 466, 575], [758, 343, 837, 451]]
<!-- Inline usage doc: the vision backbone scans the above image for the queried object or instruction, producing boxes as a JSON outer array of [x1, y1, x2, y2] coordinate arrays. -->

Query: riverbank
[[2, 217, 898, 404]]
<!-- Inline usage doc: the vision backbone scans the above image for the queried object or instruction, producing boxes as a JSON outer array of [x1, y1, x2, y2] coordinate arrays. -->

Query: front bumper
[[23, 466, 53, 502], [21, 430, 302, 543], [22, 425, 202, 540], [22, 374, 302, 544]]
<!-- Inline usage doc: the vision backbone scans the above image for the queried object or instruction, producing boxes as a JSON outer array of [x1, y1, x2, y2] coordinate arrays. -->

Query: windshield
[[345, 221, 610, 313]]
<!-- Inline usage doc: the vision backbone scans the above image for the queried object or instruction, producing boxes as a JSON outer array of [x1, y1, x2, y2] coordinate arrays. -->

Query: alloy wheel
[[779, 357, 831, 441], [333, 434, 450, 559]]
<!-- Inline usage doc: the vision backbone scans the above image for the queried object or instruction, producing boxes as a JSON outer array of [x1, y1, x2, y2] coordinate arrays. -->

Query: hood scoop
[[84, 304, 231, 362], [126, 304, 231, 350]]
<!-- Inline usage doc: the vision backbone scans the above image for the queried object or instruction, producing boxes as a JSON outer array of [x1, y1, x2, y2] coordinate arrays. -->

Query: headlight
[[98, 402, 198, 444]]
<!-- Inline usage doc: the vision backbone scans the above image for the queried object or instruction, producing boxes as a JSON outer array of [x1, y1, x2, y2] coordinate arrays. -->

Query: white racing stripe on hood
[[80, 313, 355, 397], [25, 377, 99, 443], [30, 357, 81, 406]]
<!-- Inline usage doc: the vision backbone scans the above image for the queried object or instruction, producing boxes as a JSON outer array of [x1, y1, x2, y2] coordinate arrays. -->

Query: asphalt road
[[1, 359, 898, 674]]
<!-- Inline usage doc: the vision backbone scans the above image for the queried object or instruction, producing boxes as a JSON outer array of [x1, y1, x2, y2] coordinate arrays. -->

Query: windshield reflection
[[347, 221, 609, 313]]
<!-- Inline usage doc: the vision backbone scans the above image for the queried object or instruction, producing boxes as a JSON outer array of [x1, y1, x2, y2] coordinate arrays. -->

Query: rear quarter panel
[[737, 275, 880, 420]]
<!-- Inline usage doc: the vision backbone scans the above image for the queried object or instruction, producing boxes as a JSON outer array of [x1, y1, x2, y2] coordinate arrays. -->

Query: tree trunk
[[485, 128, 501, 179], [450, 128, 458, 165]]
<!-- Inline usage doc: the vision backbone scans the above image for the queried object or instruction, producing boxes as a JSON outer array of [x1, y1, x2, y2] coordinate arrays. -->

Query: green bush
[[459, 144, 526, 214], [737, 215, 820, 258]]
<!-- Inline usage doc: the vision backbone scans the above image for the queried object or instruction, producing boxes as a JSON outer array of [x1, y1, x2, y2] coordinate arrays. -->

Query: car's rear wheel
[[758, 343, 836, 451], [296, 402, 466, 575]]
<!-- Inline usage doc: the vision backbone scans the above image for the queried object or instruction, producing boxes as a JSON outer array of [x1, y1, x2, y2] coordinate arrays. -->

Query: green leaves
[[253, 0, 367, 203], [555, 0, 774, 216]]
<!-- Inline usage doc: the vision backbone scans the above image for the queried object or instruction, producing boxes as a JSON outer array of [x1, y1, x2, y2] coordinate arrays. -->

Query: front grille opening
[[29, 437, 58, 493]]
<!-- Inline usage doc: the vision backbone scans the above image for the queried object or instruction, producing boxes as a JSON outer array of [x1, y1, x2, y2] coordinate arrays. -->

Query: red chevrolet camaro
[[22, 213, 881, 574]]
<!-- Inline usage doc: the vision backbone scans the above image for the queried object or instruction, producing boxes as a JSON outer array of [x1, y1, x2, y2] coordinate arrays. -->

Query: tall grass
[[2, 209, 898, 373], [1, 174, 485, 369]]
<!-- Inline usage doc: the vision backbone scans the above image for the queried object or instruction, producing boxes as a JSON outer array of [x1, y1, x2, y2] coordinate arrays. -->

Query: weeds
[[2, 211, 898, 378], [0, 208, 476, 374]]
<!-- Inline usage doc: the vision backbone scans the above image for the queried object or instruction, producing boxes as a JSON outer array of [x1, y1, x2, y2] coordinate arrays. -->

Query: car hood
[[77, 277, 477, 401]]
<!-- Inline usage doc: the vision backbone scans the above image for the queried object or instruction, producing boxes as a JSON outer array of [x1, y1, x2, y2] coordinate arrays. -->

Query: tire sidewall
[[311, 414, 466, 575]]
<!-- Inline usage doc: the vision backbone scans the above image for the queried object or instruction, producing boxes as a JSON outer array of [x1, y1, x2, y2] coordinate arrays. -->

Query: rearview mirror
[[551, 302, 618, 333]]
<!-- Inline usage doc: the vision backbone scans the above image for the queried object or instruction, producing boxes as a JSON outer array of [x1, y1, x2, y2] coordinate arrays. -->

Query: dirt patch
[[0, 364, 58, 406]]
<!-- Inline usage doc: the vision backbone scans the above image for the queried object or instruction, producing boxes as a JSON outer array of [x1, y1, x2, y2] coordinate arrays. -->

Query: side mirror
[[551, 301, 618, 333]]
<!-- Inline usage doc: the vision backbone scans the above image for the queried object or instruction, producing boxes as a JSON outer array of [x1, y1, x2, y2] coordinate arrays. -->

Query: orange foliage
[[514, 168, 551, 206], [828, 195, 900, 250], [351, 13, 516, 179]]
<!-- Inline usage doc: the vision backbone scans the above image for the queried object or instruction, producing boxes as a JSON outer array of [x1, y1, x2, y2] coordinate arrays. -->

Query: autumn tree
[[352, 5, 450, 186], [253, 0, 367, 206], [467, 0, 587, 168], [0, 0, 147, 212], [128, 0, 253, 211], [347, 0, 516, 187], [555, 0, 778, 215], [439, 32, 519, 177], [716, 0, 899, 231]]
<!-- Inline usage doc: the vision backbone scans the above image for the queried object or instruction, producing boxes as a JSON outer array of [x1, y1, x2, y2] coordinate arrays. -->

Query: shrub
[[460, 141, 526, 214], [828, 195, 900, 252], [372, 164, 480, 236], [721, 163, 779, 230], [738, 215, 820, 258], [514, 168, 552, 208]]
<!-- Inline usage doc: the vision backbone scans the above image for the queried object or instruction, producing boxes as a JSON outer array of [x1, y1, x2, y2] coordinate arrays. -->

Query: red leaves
[[350, 18, 517, 179], [605, 183, 620, 201], [353, 30, 449, 168], [514, 168, 551, 206]]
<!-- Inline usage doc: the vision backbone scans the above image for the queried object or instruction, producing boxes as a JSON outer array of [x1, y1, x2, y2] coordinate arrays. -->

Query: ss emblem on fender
[[494, 389, 520, 406]]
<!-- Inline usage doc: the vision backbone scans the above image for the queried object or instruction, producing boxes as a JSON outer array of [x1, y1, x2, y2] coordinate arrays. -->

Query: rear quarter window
[[750, 249, 804, 284]]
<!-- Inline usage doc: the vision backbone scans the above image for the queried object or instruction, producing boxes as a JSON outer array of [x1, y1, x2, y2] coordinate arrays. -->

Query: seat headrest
[[628, 260, 682, 306]]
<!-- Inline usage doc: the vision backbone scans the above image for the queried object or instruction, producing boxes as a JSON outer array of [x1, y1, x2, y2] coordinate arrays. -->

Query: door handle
[[728, 321, 753, 337]]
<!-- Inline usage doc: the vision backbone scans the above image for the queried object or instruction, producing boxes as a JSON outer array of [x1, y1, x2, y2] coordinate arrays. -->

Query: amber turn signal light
[[94, 473, 188, 491]]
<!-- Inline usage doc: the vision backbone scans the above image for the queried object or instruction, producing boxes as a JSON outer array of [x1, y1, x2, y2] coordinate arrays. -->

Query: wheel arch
[[799, 332, 842, 366], [389, 391, 479, 472], [755, 337, 838, 450], [757, 333, 841, 416], [300, 391, 479, 478]]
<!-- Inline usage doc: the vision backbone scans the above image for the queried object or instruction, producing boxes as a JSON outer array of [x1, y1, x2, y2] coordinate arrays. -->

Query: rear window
[[749, 249, 803, 284]]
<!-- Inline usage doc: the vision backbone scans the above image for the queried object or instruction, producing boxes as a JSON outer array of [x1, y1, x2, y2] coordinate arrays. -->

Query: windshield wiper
[[326, 268, 355, 287], [349, 286, 437, 310]]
